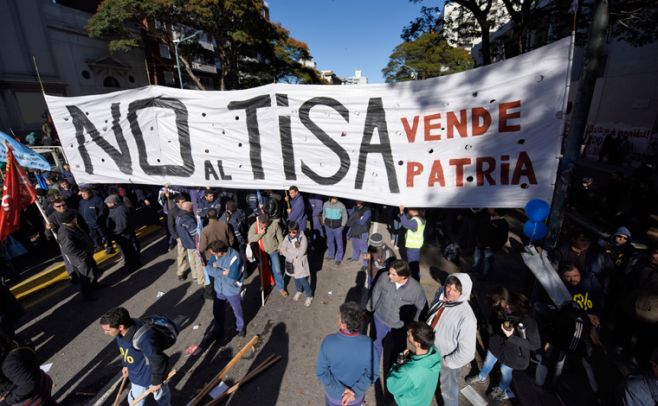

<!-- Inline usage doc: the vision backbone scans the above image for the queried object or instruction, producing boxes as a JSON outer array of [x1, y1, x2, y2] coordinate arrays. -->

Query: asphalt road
[[15, 221, 588, 406]]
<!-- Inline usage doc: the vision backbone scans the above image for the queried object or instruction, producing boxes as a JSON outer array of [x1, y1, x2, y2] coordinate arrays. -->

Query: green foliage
[[88, 0, 318, 89], [383, 32, 474, 83]]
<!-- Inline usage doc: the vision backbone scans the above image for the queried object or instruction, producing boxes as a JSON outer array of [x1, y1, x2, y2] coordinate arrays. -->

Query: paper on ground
[[460, 385, 487, 406], [209, 381, 229, 399]]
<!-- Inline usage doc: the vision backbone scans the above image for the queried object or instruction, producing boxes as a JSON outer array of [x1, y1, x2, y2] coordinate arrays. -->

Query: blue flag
[[0, 131, 51, 171]]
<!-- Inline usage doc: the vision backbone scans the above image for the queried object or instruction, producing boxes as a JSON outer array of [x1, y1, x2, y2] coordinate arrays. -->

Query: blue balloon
[[524, 199, 550, 222], [523, 221, 548, 240]]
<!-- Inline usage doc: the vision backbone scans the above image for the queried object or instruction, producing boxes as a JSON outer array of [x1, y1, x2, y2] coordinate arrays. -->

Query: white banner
[[45, 38, 571, 207]]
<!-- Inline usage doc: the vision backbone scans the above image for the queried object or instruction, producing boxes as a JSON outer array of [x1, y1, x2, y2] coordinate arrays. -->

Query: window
[[103, 77, 120, 88], [159, 43, 171, 59]]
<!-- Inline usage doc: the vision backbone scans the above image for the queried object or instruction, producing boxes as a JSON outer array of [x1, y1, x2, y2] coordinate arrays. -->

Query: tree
[[382, 32, 473, 82], [408, 0, 512, 65], [88, 0, 318, 90], [87, 0, 209, 89]]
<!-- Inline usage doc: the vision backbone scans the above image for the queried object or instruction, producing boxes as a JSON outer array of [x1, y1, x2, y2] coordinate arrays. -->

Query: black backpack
[[132, 315, 179, 351]]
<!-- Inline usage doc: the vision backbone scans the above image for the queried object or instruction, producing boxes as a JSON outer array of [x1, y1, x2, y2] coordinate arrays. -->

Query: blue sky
[[269, 0, 434, 83]]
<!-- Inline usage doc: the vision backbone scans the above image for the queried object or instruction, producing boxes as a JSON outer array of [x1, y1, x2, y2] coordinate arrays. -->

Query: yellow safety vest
[[405, 216, 425, 249]]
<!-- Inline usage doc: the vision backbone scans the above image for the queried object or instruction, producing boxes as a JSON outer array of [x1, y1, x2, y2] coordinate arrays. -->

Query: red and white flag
[[0, 146, 37, 241]]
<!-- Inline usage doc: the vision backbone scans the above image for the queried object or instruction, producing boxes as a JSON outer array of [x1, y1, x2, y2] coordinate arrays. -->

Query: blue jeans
[[293, 276, 313, 298], [128, 382, 170, 406], [405, 247, 421, 280], [215, 293, 244, 332], [472, 246, 495, 277], [372, 313, 392, 362], [479, 350, 513, 391], [325, 226, 344, 261], [268, 251, 285, 290], [350, 233, 368, 262]]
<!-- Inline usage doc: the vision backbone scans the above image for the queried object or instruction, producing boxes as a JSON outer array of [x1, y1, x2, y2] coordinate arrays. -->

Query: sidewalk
[[9, 224, 162, 300]]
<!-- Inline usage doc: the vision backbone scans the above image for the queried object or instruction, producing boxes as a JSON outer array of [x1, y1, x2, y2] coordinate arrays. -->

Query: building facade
[[0, 0, 150, 137]]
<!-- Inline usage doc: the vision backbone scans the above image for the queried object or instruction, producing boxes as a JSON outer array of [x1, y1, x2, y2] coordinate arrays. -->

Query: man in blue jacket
[[79, 186, 112, 253], [285, 186, 307, 234], [100, 307, 170, 406], [187, 240, 245, 355], [175, 201, 205, 285], [316, 302, 378, 406]]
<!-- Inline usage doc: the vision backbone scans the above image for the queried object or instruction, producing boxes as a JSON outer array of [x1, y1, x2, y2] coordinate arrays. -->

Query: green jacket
[[386, 346, 442, 406], [247, 220, 283, 254]]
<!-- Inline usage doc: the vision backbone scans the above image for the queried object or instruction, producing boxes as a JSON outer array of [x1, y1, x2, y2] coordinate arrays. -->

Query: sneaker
[[466, 375, 489, 385], [325, 255, 334, 261], [178, 274, 187, 281], [293, 292, 303, 301], [335, 260, 342, 266], [238, 328, 246, 338], [304, 297, 313, 307], [279, 289, 289, 297], [489, 387, 509, 401]]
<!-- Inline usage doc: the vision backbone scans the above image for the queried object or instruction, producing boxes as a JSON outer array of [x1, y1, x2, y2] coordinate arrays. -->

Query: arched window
[[103, 76, 120, 88]]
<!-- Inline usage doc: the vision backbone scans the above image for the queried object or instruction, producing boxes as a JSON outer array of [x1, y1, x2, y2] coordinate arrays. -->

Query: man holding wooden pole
[[100, 308, 171, 406]]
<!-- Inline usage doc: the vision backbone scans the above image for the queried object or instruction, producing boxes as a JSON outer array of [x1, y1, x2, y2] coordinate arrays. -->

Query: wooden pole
[[129, 369, 176, 406], [204, 355, 281, 405], [145, 59, 151, 85], [187, 335, 259, 406], [32, 56, 46, 94], [112, 375, 128, 406]]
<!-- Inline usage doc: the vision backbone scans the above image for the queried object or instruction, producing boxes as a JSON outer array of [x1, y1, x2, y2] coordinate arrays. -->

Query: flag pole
[[145, 59, 151, 85], [256, 216, 265, 307], [32, 56, 46, 94]]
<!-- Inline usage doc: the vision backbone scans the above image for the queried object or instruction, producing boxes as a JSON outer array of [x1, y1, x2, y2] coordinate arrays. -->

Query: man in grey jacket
[[367, 259, 427, 391], [426, 273, 477, 406]]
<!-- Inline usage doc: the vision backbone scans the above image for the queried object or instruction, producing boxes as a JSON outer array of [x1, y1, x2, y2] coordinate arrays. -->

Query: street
[[15, 227, 455, 406]]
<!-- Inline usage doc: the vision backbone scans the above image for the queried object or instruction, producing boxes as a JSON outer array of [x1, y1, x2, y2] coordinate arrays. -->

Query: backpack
[[132, 315, 179, 351]]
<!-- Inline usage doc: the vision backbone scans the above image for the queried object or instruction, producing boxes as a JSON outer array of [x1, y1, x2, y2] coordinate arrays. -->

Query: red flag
[[256, 219, 275, 289], [0, 147, 37, 240]]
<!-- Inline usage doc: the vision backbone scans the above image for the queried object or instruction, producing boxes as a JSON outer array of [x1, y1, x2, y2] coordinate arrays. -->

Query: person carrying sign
[[100, 308, 171, 406], [285, 186, 307, 234], [398, 206, 426, 281]]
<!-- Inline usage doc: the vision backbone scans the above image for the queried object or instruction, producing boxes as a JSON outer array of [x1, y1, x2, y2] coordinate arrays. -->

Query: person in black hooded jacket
[[467, 287, 541, 401], [0, 334, 56, 405], [105, 194, 141, 272]]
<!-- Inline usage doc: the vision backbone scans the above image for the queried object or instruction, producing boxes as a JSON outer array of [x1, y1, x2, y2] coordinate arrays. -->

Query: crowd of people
[[0, 163, 656, 405]]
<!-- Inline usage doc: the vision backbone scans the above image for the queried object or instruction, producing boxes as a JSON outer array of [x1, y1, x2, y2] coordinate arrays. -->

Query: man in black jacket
[[100, 308, 170, 406], [0, 335, 56, 405], [58, 210, 100, 300], [472, 208, 509, 279], [105, 195, 141, 272]]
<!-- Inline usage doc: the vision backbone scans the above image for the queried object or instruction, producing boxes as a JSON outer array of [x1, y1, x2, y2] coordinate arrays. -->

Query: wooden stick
[[145, 59, 151, 85], [32, 56, 46, 94], [204, 355, 281, 406], [129, 369, 176, 406], [187, 336, 259, 406], [112, 375, 128, 406]]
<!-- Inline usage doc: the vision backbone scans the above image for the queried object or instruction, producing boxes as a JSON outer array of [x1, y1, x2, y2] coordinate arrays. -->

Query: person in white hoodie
[[426, 273, 477, 406]]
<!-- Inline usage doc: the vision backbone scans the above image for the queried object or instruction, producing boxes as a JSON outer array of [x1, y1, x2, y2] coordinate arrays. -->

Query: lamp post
[[173, 30, 202, 89], [399, 64, 418, 80]]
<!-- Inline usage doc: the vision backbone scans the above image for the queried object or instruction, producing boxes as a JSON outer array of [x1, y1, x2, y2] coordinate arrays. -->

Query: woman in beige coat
[[279, 221, 313, 306]]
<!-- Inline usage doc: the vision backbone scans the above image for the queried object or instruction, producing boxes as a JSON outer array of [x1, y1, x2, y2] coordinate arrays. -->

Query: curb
[[10, 224, 162, 300]]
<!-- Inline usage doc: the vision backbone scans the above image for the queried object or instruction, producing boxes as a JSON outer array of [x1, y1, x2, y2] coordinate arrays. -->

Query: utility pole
[[546, 0, 609, 248], [174, 30, 202, 89]]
